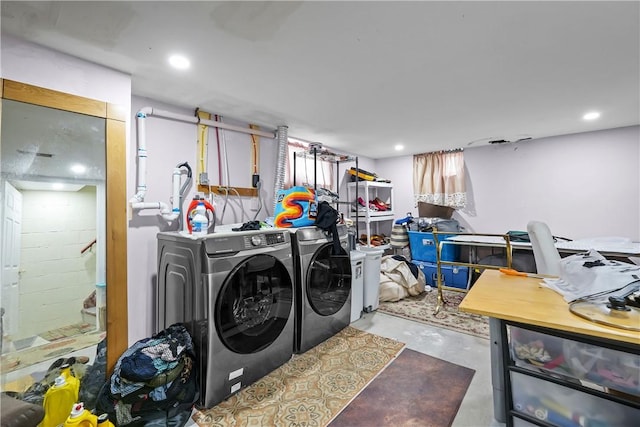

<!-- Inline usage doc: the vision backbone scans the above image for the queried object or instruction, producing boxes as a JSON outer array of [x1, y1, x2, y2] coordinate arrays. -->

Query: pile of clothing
[[378, 255, 426, 302]]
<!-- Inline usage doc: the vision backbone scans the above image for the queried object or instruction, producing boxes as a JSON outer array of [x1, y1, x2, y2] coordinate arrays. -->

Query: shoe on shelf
[[357, 197, 367, 207], [373, 197, 389, 210], [369, 200, 384, 211], [370, 234, 386, 246], [351, 202, 367, 212]]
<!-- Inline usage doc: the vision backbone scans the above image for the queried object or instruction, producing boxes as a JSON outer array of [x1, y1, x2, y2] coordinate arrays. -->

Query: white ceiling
[[2, 1, 639, 159]]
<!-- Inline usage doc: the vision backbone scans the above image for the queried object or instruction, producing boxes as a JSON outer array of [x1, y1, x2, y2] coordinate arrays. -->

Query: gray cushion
[[1, 393, 44, 427]]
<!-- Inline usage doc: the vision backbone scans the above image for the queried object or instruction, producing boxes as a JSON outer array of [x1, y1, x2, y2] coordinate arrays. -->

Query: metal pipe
[[143, 106, 275, 138]]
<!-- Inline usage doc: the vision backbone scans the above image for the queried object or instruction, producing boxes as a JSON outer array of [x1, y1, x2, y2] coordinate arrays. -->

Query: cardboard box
[[417, 202, 454, 219]]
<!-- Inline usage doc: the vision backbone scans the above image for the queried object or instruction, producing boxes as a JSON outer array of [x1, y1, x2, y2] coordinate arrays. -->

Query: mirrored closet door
[[0, 80, 127, 381]]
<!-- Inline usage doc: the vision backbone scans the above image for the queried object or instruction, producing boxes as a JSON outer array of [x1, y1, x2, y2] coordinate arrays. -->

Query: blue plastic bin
[[407, 231, 459, 262], [413, 260, 470, 290]]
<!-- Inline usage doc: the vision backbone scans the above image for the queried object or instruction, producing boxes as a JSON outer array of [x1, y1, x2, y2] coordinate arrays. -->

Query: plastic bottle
[[191, 201, 209, 236], [63, 403, 95, 427], [41, 372, 79, 427], [59, 363, 80, 395], [97, 414, 115, 427], [63, 402, 115, 427]]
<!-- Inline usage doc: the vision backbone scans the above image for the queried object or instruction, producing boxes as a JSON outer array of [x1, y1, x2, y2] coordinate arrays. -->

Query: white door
[[1, 181, 22, 338]]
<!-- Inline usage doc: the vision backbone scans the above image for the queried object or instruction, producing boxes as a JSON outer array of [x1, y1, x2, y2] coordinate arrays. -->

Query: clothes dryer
[[292, 225, 352, 354], [156, 229, 294, 408]]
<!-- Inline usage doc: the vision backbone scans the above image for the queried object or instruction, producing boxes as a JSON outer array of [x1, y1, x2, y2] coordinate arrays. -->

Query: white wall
[[127, 96, 282, 341], [19, 188, 96, 338], [376, 126, 640, 240], [0, 34, 131, 106]]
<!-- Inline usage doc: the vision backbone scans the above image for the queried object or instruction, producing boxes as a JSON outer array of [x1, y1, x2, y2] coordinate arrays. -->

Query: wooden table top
[[459, 269, 640, 346]]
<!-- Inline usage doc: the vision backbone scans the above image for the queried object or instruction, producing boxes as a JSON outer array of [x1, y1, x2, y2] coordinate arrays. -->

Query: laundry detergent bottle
[[63, 403, 96, 427], [191, 201, 209, 236], [40, 373, 78, 427], [59, 363, 80, 395], [63, 402, 115, 427], [186, 196, 215, 234]]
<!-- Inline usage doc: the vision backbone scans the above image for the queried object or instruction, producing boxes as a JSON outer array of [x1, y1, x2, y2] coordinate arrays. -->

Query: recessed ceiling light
[[583, 111, 601, 121], [394, 144, 404, 151], [71, 164, 87, 174], [168, 54, 190, 70]]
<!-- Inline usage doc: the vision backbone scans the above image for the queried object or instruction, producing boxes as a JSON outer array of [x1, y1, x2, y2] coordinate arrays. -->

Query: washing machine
[[156, 228, 295, 408], [292, 225, 352, 354]]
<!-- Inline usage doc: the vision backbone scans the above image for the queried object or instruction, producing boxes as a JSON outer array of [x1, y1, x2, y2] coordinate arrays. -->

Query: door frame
[[1, 79, 128, 373]]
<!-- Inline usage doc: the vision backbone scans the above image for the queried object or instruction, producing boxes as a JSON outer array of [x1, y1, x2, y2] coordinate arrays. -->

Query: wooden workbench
[[459, 269, 640, 425], [459, 269, 640, 345]]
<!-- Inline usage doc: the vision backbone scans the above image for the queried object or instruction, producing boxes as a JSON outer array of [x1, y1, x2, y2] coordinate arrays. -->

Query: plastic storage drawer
[[510, 371, 638, 427], [509, 326, 640, 398], [413, 260, 469, 290], [407, 231, 459, 262]]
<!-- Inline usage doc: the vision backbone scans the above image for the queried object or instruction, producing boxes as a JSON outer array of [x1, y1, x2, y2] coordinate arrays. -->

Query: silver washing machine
[[292, 225, 352, 354], [156, 229, 295, 408]]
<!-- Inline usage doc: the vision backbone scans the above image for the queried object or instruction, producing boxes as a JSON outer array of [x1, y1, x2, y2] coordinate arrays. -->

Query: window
[[413, 149, 466, 208]]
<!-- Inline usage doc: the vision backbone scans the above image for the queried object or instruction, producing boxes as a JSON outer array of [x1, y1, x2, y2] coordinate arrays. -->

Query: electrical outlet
[[199, 172, 209, 185]]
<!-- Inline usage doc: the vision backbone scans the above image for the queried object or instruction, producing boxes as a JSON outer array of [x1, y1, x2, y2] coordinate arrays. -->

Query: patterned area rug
[[192, 326, 405, 427], [378, 288, 490, 339]]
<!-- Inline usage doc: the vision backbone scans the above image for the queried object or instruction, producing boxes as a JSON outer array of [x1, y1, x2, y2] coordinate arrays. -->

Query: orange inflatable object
[[274, 187, 317, 228]]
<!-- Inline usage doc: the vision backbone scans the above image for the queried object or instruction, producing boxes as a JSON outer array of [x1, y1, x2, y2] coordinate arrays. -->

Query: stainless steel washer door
[[215, 253, 293, 354], [307, 243, 351, 316]]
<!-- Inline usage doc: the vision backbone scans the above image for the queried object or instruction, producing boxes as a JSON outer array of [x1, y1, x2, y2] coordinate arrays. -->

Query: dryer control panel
[[203, 230, 290, 255], [265, 232, 286, 245], [244, 232, 287, 248]]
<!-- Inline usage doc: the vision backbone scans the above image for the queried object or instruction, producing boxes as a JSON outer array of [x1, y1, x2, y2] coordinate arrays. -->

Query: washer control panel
[[245, 232, 287, 248]]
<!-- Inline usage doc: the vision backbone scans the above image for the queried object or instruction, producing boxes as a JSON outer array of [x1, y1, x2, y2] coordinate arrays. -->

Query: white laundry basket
[[358, 246, 385, 312], [349, 251, 366, 322]]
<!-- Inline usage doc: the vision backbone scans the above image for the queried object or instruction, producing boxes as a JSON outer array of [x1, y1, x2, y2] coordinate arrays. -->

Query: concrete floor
[[352, 311, 505, 427]]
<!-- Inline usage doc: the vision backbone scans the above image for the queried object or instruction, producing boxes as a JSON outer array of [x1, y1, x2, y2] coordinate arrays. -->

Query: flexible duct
[[273, 125, 288, 214], [218, 116, 231, 223]]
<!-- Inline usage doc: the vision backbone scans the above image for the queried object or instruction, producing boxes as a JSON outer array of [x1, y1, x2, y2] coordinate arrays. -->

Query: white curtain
[[285, 140, 333, 189], [413, 149, 466, 208]]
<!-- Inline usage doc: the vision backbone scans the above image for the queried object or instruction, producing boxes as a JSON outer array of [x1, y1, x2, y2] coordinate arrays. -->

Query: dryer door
[[307, 243, 351, 316], [216, 254, 293, 354]]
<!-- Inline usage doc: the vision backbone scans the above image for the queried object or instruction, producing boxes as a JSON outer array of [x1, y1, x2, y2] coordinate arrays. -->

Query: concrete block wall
[[18, 186, 97, 339]]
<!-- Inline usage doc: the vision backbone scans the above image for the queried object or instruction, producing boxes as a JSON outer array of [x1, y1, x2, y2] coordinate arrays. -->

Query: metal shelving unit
[[293, 146, 359, 237]]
